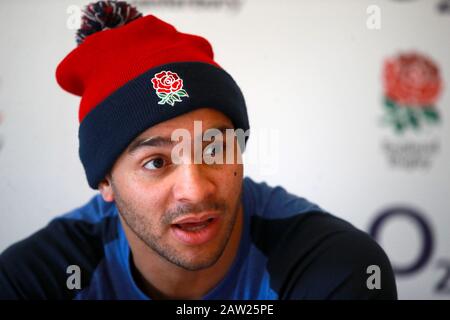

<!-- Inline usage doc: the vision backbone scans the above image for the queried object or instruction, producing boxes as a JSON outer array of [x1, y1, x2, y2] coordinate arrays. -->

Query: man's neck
[[122, 203, 244, 299]]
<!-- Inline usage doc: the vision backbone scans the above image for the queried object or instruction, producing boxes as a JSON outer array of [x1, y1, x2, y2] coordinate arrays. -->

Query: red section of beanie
[[56, 14, 221, 122]]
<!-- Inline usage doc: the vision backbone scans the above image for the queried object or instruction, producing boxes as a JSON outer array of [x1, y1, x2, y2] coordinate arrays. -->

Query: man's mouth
[[170, 213, 221, 245], [173, 217, 215, 232]]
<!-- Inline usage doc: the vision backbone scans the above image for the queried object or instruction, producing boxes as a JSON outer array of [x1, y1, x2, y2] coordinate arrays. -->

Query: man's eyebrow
[[127, 124, 235, 155], [127, 136, 175, 155]]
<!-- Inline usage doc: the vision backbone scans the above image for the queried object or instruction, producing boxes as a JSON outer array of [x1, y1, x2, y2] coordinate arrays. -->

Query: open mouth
[[170, 216, 221, 246], [173, 217, 215, 232]]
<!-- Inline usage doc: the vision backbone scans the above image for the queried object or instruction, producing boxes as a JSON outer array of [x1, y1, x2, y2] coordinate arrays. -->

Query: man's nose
[[172, 164, 216, 204]]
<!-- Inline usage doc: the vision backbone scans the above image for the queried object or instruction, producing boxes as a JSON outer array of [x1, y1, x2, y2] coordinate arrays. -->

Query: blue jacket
[[0, 177, 397, 299]]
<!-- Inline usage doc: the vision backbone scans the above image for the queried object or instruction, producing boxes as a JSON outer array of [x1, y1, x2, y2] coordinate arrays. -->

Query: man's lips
[[170, 211, 222, 245], [171, 211, 220, 225]]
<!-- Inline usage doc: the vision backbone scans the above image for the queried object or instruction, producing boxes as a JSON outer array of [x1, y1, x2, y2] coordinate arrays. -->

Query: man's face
[[101, 108, 244, 271]]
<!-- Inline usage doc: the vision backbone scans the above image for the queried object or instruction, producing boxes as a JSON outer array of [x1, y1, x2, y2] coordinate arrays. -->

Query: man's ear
[[98, 174, 115, 202]]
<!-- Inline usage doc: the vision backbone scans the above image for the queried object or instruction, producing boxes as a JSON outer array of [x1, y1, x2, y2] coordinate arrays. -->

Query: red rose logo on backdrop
[[151, 71, 189, 106], [383, 52, 442, 133]]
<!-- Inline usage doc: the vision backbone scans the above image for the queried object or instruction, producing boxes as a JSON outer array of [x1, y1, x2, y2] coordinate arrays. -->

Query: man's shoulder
[[250, 211, 397, 299], [0, 194, 118, 299], [243, 178, 397, 299], [250, 208, 358, 261], [243, 178, 369, 253], [243, 177, 324, 219], [244, 177, 332, 256]]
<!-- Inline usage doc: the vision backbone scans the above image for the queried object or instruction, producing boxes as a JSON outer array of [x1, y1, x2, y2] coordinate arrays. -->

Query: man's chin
[[160, 235, 230, 271], [167, 250, 224, 271]]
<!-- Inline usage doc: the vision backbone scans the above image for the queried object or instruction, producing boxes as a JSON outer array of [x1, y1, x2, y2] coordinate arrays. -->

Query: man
[[0, 1, 397, 299]]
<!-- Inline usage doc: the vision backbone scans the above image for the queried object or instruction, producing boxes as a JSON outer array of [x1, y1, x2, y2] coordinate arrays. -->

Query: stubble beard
[[111, 181, 242, 271]]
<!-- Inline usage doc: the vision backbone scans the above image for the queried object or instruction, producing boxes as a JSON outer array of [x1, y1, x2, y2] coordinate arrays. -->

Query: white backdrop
[[0, 0, 449, 300]]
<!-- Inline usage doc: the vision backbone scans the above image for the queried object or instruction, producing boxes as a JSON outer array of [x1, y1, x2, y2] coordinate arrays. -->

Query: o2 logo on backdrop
[[368, 207, 450, 294]]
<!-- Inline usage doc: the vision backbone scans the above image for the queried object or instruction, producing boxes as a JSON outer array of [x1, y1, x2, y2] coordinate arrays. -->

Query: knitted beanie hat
[[56, 1, 250, 189]]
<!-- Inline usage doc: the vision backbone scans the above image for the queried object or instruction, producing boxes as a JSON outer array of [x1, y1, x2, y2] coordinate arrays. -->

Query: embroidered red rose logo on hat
[[151, 71, 189, 106]]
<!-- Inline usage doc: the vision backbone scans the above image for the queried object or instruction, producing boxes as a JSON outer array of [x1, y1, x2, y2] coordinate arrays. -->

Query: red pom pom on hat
[[56, 9, 219, 122]]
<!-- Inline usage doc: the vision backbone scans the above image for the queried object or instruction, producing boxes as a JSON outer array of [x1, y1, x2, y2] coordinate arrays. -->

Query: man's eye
[[204, 142, 223, 157], [143, 158, 166, 170]]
